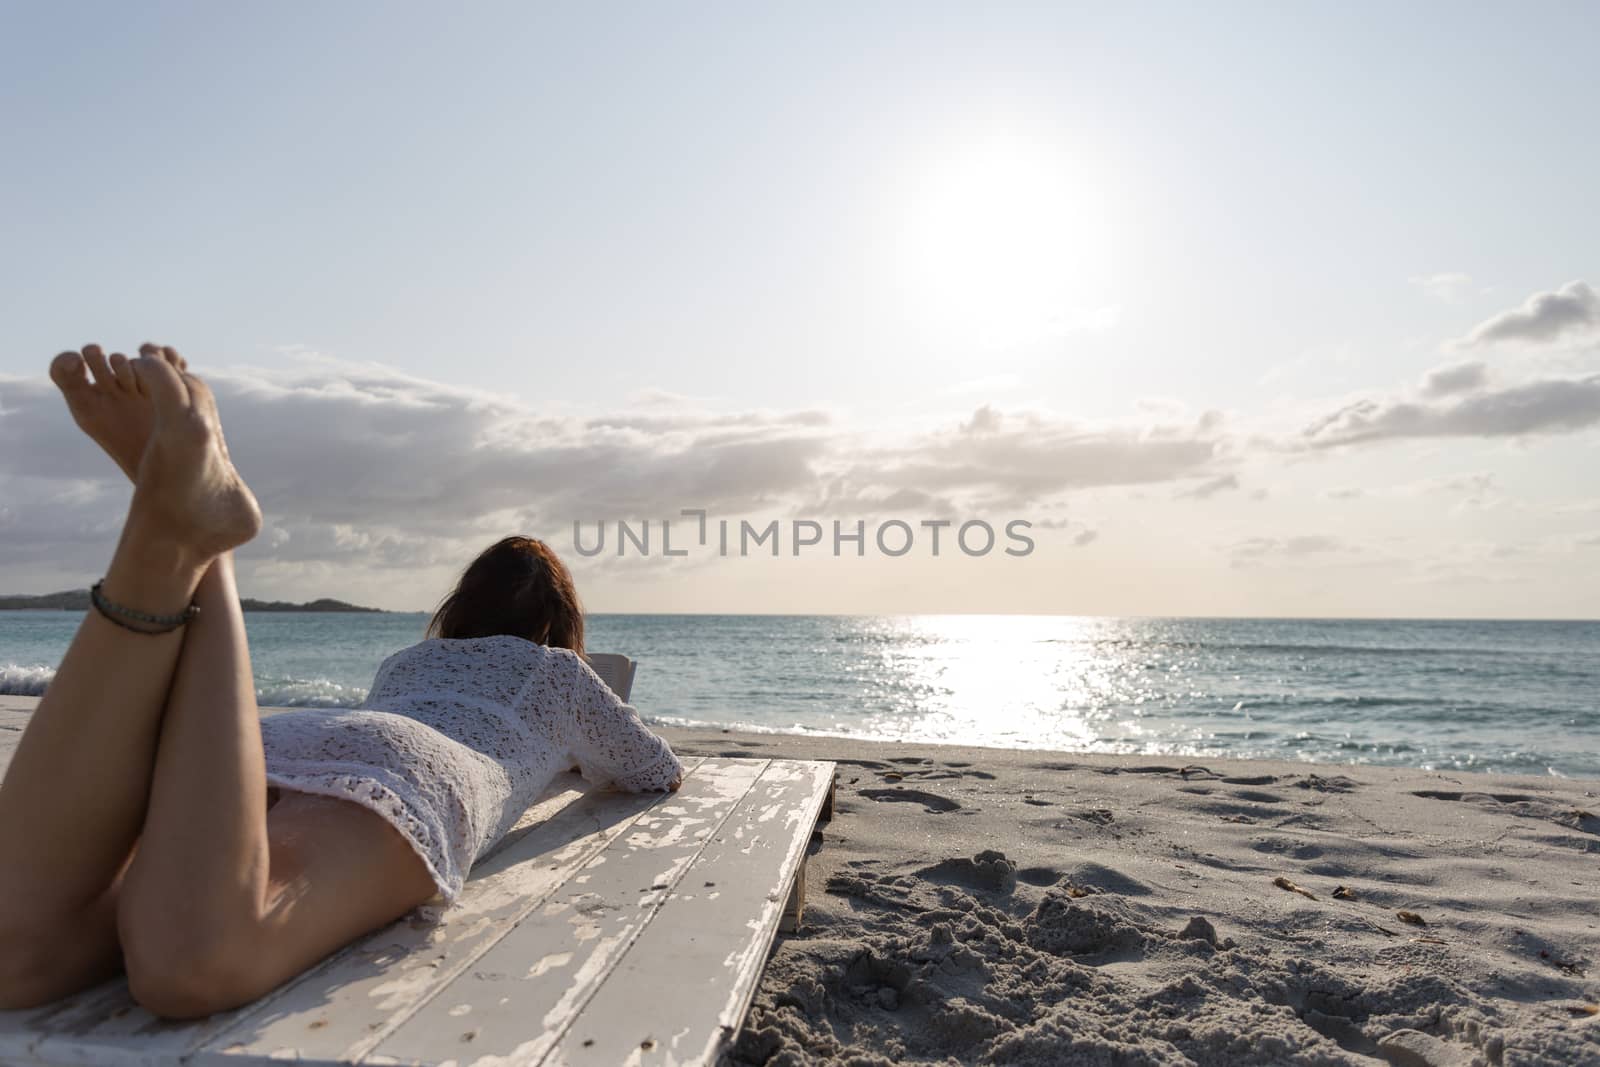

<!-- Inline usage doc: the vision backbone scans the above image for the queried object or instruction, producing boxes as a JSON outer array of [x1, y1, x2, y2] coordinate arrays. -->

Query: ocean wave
[[2, 664, 365, 708], [256, 679, 367, 708], [0, 664, 54, 696]]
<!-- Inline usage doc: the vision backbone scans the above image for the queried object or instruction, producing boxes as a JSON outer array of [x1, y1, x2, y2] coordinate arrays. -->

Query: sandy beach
[[655, 727, 1600, 1066]]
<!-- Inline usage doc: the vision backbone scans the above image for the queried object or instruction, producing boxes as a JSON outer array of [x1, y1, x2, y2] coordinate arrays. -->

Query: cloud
[[835, 405, 1225, 510], [795, 482, 958, 517], [1420, 361, 1488, 397], [1226, 535, 1357, 567], [1301, 374, 1600, 447], [0, 366, 1230, 595], [0, 362, 836, 581], [1410, 272, 1473, 302], [1175, 473, 1240, 500], [1324, 473, 1499, 510], [1029, 517, 1099, 545], [1457, 280, 1600, 347]]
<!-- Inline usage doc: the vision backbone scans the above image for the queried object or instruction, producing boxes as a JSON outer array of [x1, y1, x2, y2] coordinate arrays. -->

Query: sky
[[1, 2, 1597, 617]]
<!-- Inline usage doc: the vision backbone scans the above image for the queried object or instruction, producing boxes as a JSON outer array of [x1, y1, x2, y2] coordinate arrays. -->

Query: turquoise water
[[3, 612, 1597, 778]]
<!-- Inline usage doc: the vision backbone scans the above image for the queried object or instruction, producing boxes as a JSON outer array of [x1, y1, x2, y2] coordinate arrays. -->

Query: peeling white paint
[[527, 952, 575, 978]]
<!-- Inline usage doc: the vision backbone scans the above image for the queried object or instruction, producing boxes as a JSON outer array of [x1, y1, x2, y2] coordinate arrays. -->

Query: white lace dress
[[258, 635, 683, 903]]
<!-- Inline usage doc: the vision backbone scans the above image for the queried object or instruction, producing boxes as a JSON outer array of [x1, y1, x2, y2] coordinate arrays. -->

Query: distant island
[[0, 590, 385, 613]]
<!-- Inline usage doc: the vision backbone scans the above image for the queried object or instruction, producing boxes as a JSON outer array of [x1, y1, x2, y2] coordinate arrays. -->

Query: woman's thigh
[[6, 793, 435, 1015], [250, 792, 439, 990], [0, 867, 125, 1010]]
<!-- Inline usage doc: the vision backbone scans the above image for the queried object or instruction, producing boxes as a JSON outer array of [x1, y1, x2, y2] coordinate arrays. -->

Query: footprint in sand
[[1101, 765, 1224, 781], [1296, 774, 1358, 793], [1250, 835, 1325, 860], [859, 788, 963, 813], [916, 850, 1017, 892], [1065, 861, 1154, 896], [1230, 790, 1286, 804], [1412, 789, 1536, 804], [833, 758, 895, 771], [1017, 866, 1063, 887], [1411, 790, 1599, 837]]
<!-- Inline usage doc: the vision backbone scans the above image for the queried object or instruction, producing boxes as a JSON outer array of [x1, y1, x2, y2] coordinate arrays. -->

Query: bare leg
[[0, 345, 219, 1005], [0, 345, 434, 1017], [116, 549, 436, 1018]]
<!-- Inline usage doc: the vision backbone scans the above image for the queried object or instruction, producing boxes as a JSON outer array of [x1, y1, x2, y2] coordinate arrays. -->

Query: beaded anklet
[[90, 579, 201, 635]]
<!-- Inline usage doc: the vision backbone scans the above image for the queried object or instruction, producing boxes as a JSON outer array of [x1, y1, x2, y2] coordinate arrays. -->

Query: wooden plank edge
[[701, 759, 837, 1067]]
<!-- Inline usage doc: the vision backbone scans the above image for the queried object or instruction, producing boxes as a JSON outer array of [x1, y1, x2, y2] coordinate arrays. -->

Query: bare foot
[[126, 348, 262, 558], [50, 344, 155, 482]]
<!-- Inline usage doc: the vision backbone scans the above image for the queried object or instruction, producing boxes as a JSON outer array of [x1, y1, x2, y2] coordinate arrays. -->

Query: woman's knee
[[119, 929, 266, 1018], [116, 893, 266, 1018]]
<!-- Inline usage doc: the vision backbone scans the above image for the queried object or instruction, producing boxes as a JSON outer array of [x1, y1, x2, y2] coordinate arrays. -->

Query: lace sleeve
[[549, 654, 682, 792]]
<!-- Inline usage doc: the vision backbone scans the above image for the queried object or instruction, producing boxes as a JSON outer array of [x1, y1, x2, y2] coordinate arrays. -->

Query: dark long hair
[[427, 536, 585, 652]]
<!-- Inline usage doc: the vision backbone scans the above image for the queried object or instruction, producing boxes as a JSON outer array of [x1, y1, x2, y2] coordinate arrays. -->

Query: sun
[[897, 132, 1121, 350]]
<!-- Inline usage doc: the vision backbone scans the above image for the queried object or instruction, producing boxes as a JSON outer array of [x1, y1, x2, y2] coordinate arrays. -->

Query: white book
[[582, 652, 637, 703]]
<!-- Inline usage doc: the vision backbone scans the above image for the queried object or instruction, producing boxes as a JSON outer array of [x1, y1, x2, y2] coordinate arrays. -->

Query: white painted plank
[[370, 758, 770, 1067], [548, 759, 835, 1067], [0, 980, 144, 1067], [190, 762, 703, 1067]]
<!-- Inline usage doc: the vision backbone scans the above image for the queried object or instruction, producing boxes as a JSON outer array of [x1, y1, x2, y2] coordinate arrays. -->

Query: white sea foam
[[256, 678, 367, 708], [2, 664, 365, 708], [0, 664, 54, 696]]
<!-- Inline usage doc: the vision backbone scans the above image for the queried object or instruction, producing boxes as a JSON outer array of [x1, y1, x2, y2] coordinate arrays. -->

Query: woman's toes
[[132, 353, 192, 414], [83, 345, 115, 387], [108, 352, 140, 393], [139, 343, 187, 372], [49, 351, 91, 392]]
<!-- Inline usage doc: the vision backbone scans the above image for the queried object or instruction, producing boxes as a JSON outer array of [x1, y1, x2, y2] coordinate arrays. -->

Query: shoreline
[[2, 691, 1590, 781], [3, 698, 1597, 1063]]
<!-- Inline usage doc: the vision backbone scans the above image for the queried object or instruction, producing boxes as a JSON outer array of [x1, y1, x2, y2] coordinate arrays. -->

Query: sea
[[2, 612, 1596, 778]]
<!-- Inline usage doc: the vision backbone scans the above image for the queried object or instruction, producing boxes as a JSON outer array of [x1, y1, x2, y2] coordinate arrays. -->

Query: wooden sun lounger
[[0, 698, 835, 1066]]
